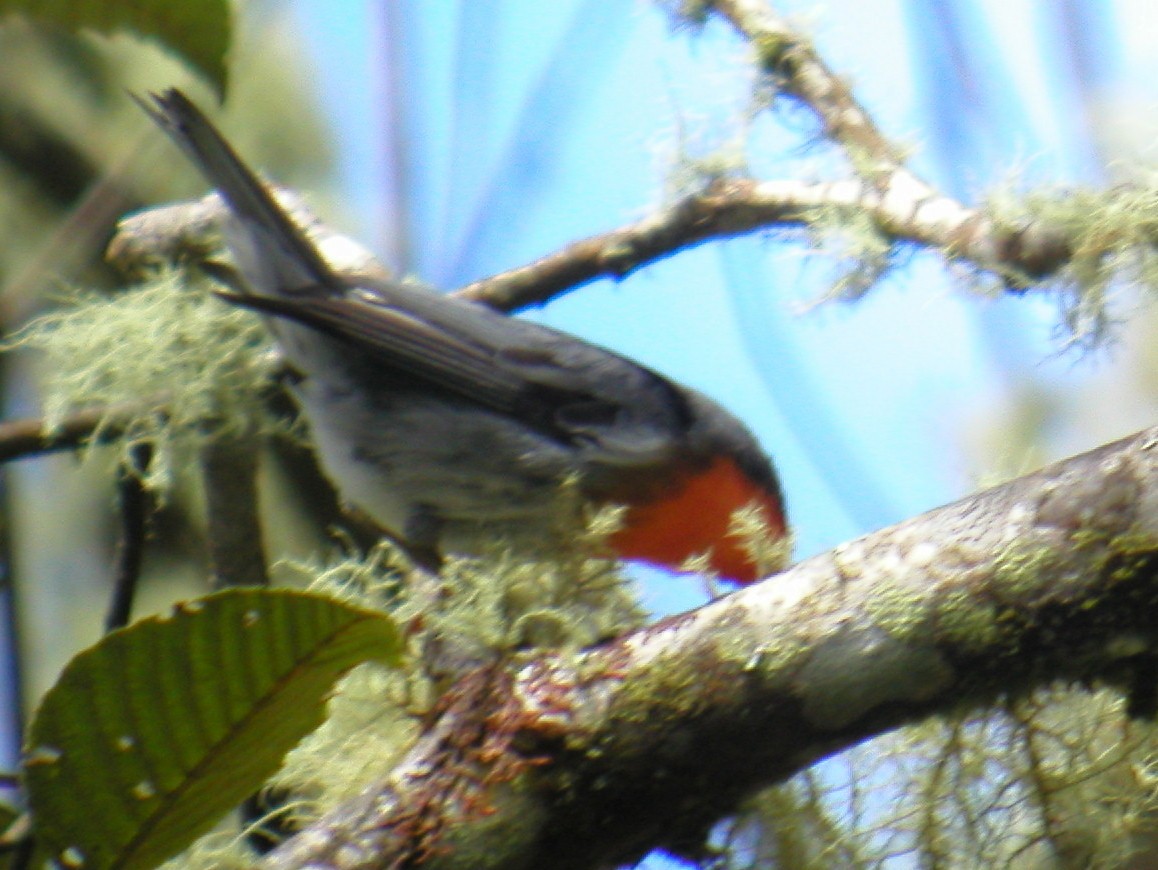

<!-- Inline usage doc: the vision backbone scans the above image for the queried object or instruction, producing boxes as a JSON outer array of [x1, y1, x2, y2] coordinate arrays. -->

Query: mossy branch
[[259, 425, 1158, 869], [707, 0, 909, 172], [454, 176, 1081, 312]]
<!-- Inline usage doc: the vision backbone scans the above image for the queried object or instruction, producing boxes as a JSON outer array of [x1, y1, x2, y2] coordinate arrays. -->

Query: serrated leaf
[[0, 0, 231, 97], [24, 588, 402, 870]]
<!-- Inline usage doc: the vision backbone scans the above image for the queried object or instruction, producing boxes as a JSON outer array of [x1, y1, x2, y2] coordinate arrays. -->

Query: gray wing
[[220, 288, 693, 454]]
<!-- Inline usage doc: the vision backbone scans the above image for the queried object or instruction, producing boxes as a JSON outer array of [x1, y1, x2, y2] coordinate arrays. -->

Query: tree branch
[[710, 0, 907, 170], [0, 407, 133, 464], [104, 442, 154, 631], [700, 0, 1075, 285], [201, 436, 270, 589], [259, 425, 1158, 869], [455, 176, 1073, 311]]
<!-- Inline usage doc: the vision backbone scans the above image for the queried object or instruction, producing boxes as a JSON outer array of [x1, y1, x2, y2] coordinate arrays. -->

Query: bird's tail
[[138, 89, 340, 296]]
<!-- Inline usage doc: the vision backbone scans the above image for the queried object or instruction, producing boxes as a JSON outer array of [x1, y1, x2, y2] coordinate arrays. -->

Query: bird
[[139, 88, 788, 584]]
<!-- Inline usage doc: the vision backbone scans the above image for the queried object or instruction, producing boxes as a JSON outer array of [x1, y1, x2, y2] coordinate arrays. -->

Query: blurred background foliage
[[0, 4, 338, 726]]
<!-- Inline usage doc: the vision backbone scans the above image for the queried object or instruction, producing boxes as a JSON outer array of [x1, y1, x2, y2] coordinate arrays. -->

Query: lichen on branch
[[6, 273, 283, 493]]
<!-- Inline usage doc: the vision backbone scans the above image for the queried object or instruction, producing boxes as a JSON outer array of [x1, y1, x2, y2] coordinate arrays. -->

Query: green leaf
[[0, 0, 231, 97], [0, 804, 25, 870], [24, 588, 402, 870]]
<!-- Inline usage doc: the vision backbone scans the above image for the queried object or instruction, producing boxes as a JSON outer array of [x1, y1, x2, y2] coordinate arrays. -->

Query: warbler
[[141, 89, 788, 583]]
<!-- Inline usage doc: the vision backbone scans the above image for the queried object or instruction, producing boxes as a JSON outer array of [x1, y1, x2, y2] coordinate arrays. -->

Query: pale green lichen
[[864, 579, 933, 644], [936, 589, 1001, 654], [8, 272, 284, 495], [610, 648, 713, 727], [728, 500, 794, 577], [435, 780, 553, 869], [804, 202, 895, 302], [161, 834, 255, 870], [985, 176, 1158, 348], [662, 133, 751, 202], [992, 538, 1066, 599], [1104, 530, 1158, 584], [752, 31, 797, 72], [269, 661, 419, 816], [250, 516, 644, 840], [404, 490, 645, 658], [677, 502, 794, 590], [227, 546, 422, 831], [426, 543, 644, 660], [717, 621, 810, 686], [655, 67, 754, 203]]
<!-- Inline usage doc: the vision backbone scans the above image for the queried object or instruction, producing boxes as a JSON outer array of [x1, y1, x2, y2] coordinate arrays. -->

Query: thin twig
[[105, 442, 154, 632], [710, 0, 907, 170], [0, 407, 136, 464]]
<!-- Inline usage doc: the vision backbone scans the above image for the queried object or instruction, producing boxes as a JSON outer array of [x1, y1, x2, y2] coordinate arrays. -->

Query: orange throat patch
[[607, 456, 786, 584]]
